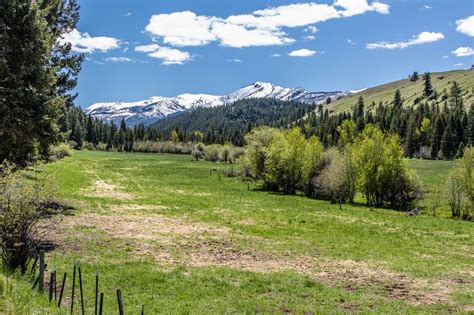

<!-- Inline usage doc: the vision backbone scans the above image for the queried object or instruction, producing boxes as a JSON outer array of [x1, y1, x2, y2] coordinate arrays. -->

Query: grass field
[[2, 151, 473, 314], [327, 68, 474, 114]]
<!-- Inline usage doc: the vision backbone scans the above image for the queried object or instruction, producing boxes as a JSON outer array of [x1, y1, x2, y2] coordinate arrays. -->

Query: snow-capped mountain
[[85, 82, 350, 126]]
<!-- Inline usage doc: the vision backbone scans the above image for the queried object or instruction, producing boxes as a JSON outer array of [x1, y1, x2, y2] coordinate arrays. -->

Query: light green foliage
[[242, 127, 279, 179], [49, 143, 73, 161], [264, 128, 308, 194], [446, 146, 474, 220], [353, 125, 421, 208]]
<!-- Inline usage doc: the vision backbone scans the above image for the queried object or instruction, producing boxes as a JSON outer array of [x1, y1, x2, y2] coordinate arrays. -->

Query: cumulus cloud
[[421, 5, 432, 10], [347, 38, 355, 45], [454, 63, 463, 67], [288, 48, 317, 57], [304, 35, 316, 40], [145, 11, 217, 46], [135, 44, 191, 65], [334, 0, 389, 16], [143, 1, 389, 49], [452, 47, 474, 57], [456, 15, 474, 37], [104, 57, 132, 62], [304, 26, 318, 33], [211, 21, 294, 48], [271, 53, 281, 57], [367, 31, 444, 49], [60, 29, 120, 53], [227, 58, 242, 63]]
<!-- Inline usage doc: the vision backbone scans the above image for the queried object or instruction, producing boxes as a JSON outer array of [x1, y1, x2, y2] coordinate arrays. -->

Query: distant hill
[[326, 68, 474, 114], [152, 98, 315, 145]]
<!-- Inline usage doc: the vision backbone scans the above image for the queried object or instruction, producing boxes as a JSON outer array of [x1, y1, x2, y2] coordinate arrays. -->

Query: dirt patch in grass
[[50, 209, 461, 306], [84, 179, 133, 200]]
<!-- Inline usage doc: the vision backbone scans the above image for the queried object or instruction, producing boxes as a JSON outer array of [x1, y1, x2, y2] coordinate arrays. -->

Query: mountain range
[[85, 82, 350, 126]]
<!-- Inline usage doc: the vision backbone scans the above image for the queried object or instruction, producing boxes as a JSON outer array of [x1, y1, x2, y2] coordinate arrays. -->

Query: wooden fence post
[[117, 289, 124, 315], [78, 260, 85, 315], [58, 272, 67, 308], [38, 250, 45, 293], [98, 292, 104, 315], [71, 259, 76, 314], [95, 267, 99, 315]]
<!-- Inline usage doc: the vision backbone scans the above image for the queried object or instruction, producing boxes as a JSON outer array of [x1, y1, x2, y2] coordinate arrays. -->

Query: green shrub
[[49, 143, 72, 160], [0, 164, 55, 273]]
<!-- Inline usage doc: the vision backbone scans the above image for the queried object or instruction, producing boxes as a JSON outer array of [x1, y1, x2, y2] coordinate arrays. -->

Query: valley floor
[[2, 151, 473, 313]]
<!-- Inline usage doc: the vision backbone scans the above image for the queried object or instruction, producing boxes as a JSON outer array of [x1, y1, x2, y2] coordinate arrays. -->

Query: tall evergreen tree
[[393, 89, 403, 108], [0, 0, 82, 164], [423, 72, 434, 98]]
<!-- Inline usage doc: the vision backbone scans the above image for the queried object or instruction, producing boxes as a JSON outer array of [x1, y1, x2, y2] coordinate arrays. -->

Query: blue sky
[[66, 0, 474, 108]]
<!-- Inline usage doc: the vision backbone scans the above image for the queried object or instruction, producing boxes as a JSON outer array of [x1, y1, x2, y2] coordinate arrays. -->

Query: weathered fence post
[[98, 292, 104, 315], [247, 182, 250, 191], [49, 271, 54, 301], [53, 270, 57, 301], [71, 259, 76, 314], [78, 260, 85, 315], [58, 272, 67, 308], [141, 304, 145, 315], [95, 267, 99, 315], [117, 289, 124, 315], [38, 250, 45, 293]]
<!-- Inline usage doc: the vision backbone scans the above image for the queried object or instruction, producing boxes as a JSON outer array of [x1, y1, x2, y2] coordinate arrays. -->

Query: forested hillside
[[327, 69, 474, 114], [151, 98, 316, 145]]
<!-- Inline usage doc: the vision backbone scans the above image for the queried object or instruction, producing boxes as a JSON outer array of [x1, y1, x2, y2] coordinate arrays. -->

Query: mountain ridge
[[85, 82, 349, 126]]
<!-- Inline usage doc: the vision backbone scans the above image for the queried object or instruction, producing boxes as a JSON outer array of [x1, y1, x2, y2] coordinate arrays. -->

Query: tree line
[[300, 74, 474, 160]]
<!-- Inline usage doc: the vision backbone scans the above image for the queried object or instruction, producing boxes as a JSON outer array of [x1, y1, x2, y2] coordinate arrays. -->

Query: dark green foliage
[[423, 72, 434, 98], [0, 0, 83, 165], [151, 98, 316, 146]]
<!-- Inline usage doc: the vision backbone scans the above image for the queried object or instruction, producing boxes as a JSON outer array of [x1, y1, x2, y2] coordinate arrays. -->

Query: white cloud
[[104, 57, 132, 62], [420, 5, 432, 10], [367, 31, 444, 49], [143, 1, 389, 49], [135, 44, 161, 53], [135, 44, 191, 65], [271, 53, 281, 57], [60, 29, 120, 53], [454, 63, 463, 67], [442, 55, 448, 59], [145, 11, 217, 46], [452, 47, 474, 57], [211, 21, 294, 48], [304, 25, 318, 33], [288, 48, 317, 57], [456, 16, 474, 37], [304, 35, 316, 40], [347, 38, 355, 45], [125, 12, 132, 17], [334, 0, 389, 16], [227, 58, 242, 63]]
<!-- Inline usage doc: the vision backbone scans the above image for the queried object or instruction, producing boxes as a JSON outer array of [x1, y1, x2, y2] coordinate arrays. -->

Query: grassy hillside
[[3, 151, 471, 313], [328, 68, 474, 114]]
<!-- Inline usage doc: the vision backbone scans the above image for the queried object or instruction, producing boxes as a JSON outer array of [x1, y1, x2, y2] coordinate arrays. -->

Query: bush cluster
[[241, 123, 422, 210], [446, 146, 474, 220]]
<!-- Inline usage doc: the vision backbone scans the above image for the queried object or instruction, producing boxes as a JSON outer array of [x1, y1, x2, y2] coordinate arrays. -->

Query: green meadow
[[1, 150, 472, 314]]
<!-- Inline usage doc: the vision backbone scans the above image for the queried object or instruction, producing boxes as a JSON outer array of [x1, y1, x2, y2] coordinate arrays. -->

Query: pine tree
[[440, 121, 457, 160], [410, 71, 419, 82], [393, 89, 403, 108], [423, 72, 434, 98], [430, 117, 444, 159], [0, 0, 82, 164]]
